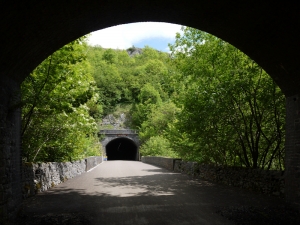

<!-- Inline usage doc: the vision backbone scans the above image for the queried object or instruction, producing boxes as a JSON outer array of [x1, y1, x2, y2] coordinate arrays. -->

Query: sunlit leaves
[[87, 46, 175, 114], [21, 36, 101, 162], [140, 136, 178, 158], [167, 27, 285, 169]]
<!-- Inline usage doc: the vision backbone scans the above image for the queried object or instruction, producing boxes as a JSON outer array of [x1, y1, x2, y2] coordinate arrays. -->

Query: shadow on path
[[18, 162, 300, 225]]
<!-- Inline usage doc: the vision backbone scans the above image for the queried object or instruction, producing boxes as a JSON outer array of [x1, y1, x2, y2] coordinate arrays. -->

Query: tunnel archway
[[106, 137, 138, 161], [1, 2, 299, 96], [2, 2, 300, 221]]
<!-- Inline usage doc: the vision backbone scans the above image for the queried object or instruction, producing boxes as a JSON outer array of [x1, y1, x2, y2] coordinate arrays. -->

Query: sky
[[87, 22, 182, 52]]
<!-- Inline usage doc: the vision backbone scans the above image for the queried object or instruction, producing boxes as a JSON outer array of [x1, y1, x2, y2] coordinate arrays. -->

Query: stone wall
[[142, 156, 284, 197], [285, 95, 300, 207], [86, 156, 103, 171], [174, 160, 285, 197], [0, 77, 22, 224], [141, 156, 179, 171], [22, 156, 102, 198]]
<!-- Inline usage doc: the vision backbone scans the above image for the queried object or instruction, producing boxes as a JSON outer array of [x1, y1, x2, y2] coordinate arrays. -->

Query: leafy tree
[[140, 136, 178, 158], [21, 36, 101, 162], [102, 49, 118, 64], [138, 101, 179, 158], [86, 46, 175, 115], [130, 83, 162, 129], [139, 101, 179, 143], [168, 27, 285, 169], [86, 46, 178, 158], [87, 47, 133, 114]]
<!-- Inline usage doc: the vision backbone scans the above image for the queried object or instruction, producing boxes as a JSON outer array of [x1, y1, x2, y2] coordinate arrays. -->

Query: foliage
[[140, 135, 178, 158], [139, 101, 179, 143], [21, 36, 101, 162], [130, 83, 162, 129], [86, 45, 179, 158], [22, 33, 286, 169], [138, 101, 179, 158], [167, 27, 285, 169], [86, 46, 175, 115]]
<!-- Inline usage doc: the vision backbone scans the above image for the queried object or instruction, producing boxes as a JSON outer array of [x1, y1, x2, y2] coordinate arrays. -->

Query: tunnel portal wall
[[101, 135, 140, 160], [102, 135, 139, 148]]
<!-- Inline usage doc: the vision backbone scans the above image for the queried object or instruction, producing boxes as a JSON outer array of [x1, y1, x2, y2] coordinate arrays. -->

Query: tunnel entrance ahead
[[106, 137, 138, 161]]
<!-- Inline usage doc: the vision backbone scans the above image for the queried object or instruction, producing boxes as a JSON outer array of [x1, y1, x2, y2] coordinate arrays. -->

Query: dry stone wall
[[22, 156, 102, 198], [142, 156, 285, 197], [174, 160, 285, 197]]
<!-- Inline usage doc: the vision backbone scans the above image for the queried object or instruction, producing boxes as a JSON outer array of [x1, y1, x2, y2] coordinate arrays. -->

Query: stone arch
[[1, 2, 300, 221], [102, 136, 139, 149], [1, 2, 299, 96]]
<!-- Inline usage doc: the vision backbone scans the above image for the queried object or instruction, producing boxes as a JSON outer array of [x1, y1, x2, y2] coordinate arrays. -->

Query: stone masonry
[[0, 77, 22, 223], [22, 156, 102, 198], [142, 156, 285, 197], [99, 129, 139, 157], [141, 156, 179, 171], [285, 94, 300, 207]]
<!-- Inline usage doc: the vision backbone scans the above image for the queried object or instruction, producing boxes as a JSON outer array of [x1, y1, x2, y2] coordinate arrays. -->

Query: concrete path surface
[[19, 161, 290, 225]]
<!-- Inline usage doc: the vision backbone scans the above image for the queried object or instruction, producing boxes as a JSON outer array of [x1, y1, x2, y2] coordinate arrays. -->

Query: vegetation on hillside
[[21, 27, 285, 169], [167, 27, 285, 169]]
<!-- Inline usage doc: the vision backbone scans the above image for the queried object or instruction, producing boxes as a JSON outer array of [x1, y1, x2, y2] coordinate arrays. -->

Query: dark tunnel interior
[[106, 137, 138, 161]]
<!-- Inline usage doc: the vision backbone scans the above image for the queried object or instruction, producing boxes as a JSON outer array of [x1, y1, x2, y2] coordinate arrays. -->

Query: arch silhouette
[[1, 1, 299, 96], [1, 2, 300, 221]]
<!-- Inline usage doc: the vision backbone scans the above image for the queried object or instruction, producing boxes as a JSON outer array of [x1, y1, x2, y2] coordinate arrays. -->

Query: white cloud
[[87, 22, 182, 49]]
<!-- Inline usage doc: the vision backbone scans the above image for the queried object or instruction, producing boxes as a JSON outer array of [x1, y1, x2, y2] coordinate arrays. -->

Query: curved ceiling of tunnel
[[106, 137, 138, 161], [1, 2, 300, 96]]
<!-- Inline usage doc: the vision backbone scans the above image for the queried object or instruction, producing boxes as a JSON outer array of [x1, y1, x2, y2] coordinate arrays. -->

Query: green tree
[[138, 101, 179, 158], [139, 101, 179, 143], [21, 36, 101, 162], [130, 83, 162, 129], [102, 49, 118, 64], [86, 46, 175, 115], [168, 27, 285, 169], [140, 136, 178, 158]]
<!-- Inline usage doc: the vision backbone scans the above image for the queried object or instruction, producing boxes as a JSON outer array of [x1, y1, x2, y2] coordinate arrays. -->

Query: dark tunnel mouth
[[106, 137, 138, 161]]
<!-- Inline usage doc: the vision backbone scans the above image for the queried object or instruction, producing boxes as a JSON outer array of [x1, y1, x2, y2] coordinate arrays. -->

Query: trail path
[[19, 161, 294, 225]]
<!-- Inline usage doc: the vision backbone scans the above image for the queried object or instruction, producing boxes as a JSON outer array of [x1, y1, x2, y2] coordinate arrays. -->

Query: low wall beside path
[[22, 156, 102, 198], [141, 156, 180, 171], [141, 156, 285, 197], [86, 156, 103, 171]]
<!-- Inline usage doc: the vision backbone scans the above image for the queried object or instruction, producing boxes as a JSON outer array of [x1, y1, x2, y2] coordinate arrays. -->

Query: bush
[[140, 136, 178, 158]]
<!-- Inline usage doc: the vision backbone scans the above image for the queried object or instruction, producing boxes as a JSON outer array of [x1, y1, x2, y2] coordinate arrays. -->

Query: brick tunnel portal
[[106, 137, 138, 161]]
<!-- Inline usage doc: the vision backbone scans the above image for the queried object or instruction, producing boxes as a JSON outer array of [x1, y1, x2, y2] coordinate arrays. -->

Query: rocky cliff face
[[100, 113, 129, 129], [126, 47, 143, 57]]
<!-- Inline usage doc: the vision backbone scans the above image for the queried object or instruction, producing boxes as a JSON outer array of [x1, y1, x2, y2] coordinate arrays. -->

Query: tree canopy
[[21, 29, 286, 170], [21, 36, 101, 162], [167, 27, 285, 169]]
